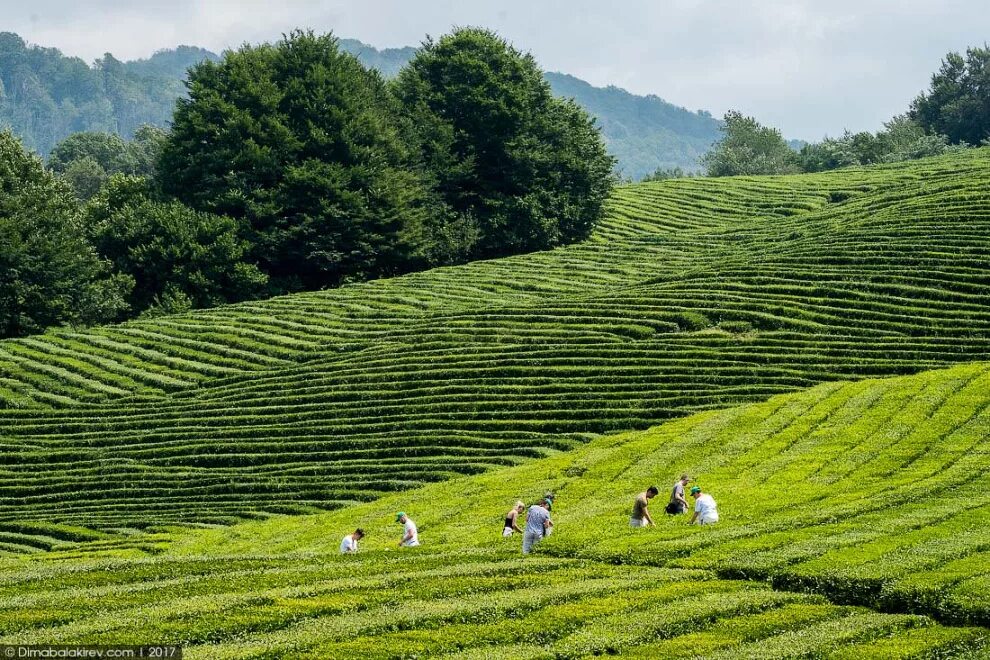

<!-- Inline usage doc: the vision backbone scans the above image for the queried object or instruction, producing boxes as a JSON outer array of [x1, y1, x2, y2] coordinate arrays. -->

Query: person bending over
[[396, 512, 420, 547], [689, 487, 719, 525], [666, 474, 691, 515], [340, 528, 364, 553], [631, 486, 659, 527]]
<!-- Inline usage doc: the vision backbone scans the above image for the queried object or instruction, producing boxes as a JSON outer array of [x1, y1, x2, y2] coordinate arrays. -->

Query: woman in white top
[[688, 486, 719, 525]]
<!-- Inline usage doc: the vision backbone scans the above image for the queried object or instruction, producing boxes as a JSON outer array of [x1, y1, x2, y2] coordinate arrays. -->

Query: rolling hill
[[0, 362, 987, 657], [0, 149, 988, 541]]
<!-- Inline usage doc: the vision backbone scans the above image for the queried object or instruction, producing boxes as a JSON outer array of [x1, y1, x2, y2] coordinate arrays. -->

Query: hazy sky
[[7, 0, 990, 140]]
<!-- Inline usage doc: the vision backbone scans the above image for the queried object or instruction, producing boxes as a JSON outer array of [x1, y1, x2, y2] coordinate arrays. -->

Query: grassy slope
[[1, 150, 990, 534], [1, 363, 988, 657]]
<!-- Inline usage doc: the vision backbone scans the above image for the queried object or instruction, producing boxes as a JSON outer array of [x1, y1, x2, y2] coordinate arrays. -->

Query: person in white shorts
[[688, 486, 719, 525], [503, 501, 525, 537], [340, 528, 364, 553], [396, 512, 420, 547]]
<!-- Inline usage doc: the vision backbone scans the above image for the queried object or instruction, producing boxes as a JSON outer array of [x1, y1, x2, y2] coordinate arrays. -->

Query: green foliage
[[58, 156, 108, 201], [0, 130, 130, 338], [0, 149, 988, 517], [394, 28, 616, 260], [0, 546, 983, 657], [702, 111, 800, 176], [911, 45, 990, 145], [0, 150, 987, 656], [798, 115, 958, 172], [122, 45, 219, 79], [641, 166, 698, 182], [48, 132, 129, 174], [158, 31, 428, 292], [0, 366, 988, 656], [0, 30, 726, 182], [84, 175, 267, 313], [49, 126, 169, 200]]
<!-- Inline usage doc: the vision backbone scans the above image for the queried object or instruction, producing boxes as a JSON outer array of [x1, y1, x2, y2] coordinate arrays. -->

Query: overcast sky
[[7, 0, 989, 140]]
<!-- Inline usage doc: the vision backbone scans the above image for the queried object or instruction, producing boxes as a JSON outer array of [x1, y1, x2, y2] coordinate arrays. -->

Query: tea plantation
[[1, 363, 988, 657], [1, 150, 990, 541]]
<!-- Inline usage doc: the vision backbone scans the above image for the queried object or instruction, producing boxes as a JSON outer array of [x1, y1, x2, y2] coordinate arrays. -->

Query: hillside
[[0, 32, 718, 175], [1, 363, 987, 657], [0, 149, 989, 537], [0, 32, 213, 154], [545, 72, 720, 177]]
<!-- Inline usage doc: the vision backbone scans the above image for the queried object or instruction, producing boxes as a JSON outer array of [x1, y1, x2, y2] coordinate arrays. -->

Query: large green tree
[[911, 46, 990, 145], [49, 126, 168, 200], [702, 111, 800, 177], [0, 131, 130, 338], [157, 31, 428, 292], [84, 175, 267, 314], [393, 28, 615, 260]]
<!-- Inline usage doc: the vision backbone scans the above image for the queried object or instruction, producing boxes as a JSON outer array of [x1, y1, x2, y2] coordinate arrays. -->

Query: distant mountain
[[338, 38, 416, 78], [122, 45, 220, 79], [0, 32, 720, 177], [544, 73, 719, 177], [0, 32, 195, 155]]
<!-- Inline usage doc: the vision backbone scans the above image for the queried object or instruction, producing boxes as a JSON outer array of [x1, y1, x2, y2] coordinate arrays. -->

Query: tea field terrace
[[0, 150, 989, 538], [1, 364, 989, 657]]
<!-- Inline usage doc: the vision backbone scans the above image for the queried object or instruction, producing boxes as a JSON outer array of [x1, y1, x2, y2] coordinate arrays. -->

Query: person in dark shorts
[[666, 474, 691, 514], [630, 486, 659, 527]]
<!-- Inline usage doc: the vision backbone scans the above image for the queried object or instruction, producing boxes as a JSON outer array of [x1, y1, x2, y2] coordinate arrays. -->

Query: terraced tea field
[[2, 363, 988, 657], [2, 553, 985, 658], [1, 150, 990, 540]]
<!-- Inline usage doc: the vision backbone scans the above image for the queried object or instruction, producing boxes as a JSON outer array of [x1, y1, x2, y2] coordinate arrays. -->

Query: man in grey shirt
[[522, 498, 553, 554], [667, 474, 690, 514]]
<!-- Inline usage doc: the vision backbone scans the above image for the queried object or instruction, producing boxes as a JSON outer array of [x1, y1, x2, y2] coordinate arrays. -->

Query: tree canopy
[[393, 28, 615, 260], [798, 115, 956, 173], [84, 175, 267, 314], [0, 131, 130, 338], [2, 28, 621, 338], [910, 46, 990, 146], [158, 30, 428, 292], [702, 111, 800, 177], [49, 126, 167, 199], [0, 32, 193, 156]]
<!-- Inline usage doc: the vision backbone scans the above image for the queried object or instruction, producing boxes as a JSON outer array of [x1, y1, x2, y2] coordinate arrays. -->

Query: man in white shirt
[[522, 498, 554, 554], [688, 486, 719, 525], [396, 512, 420, 547], [340, 528, 364, 553]]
